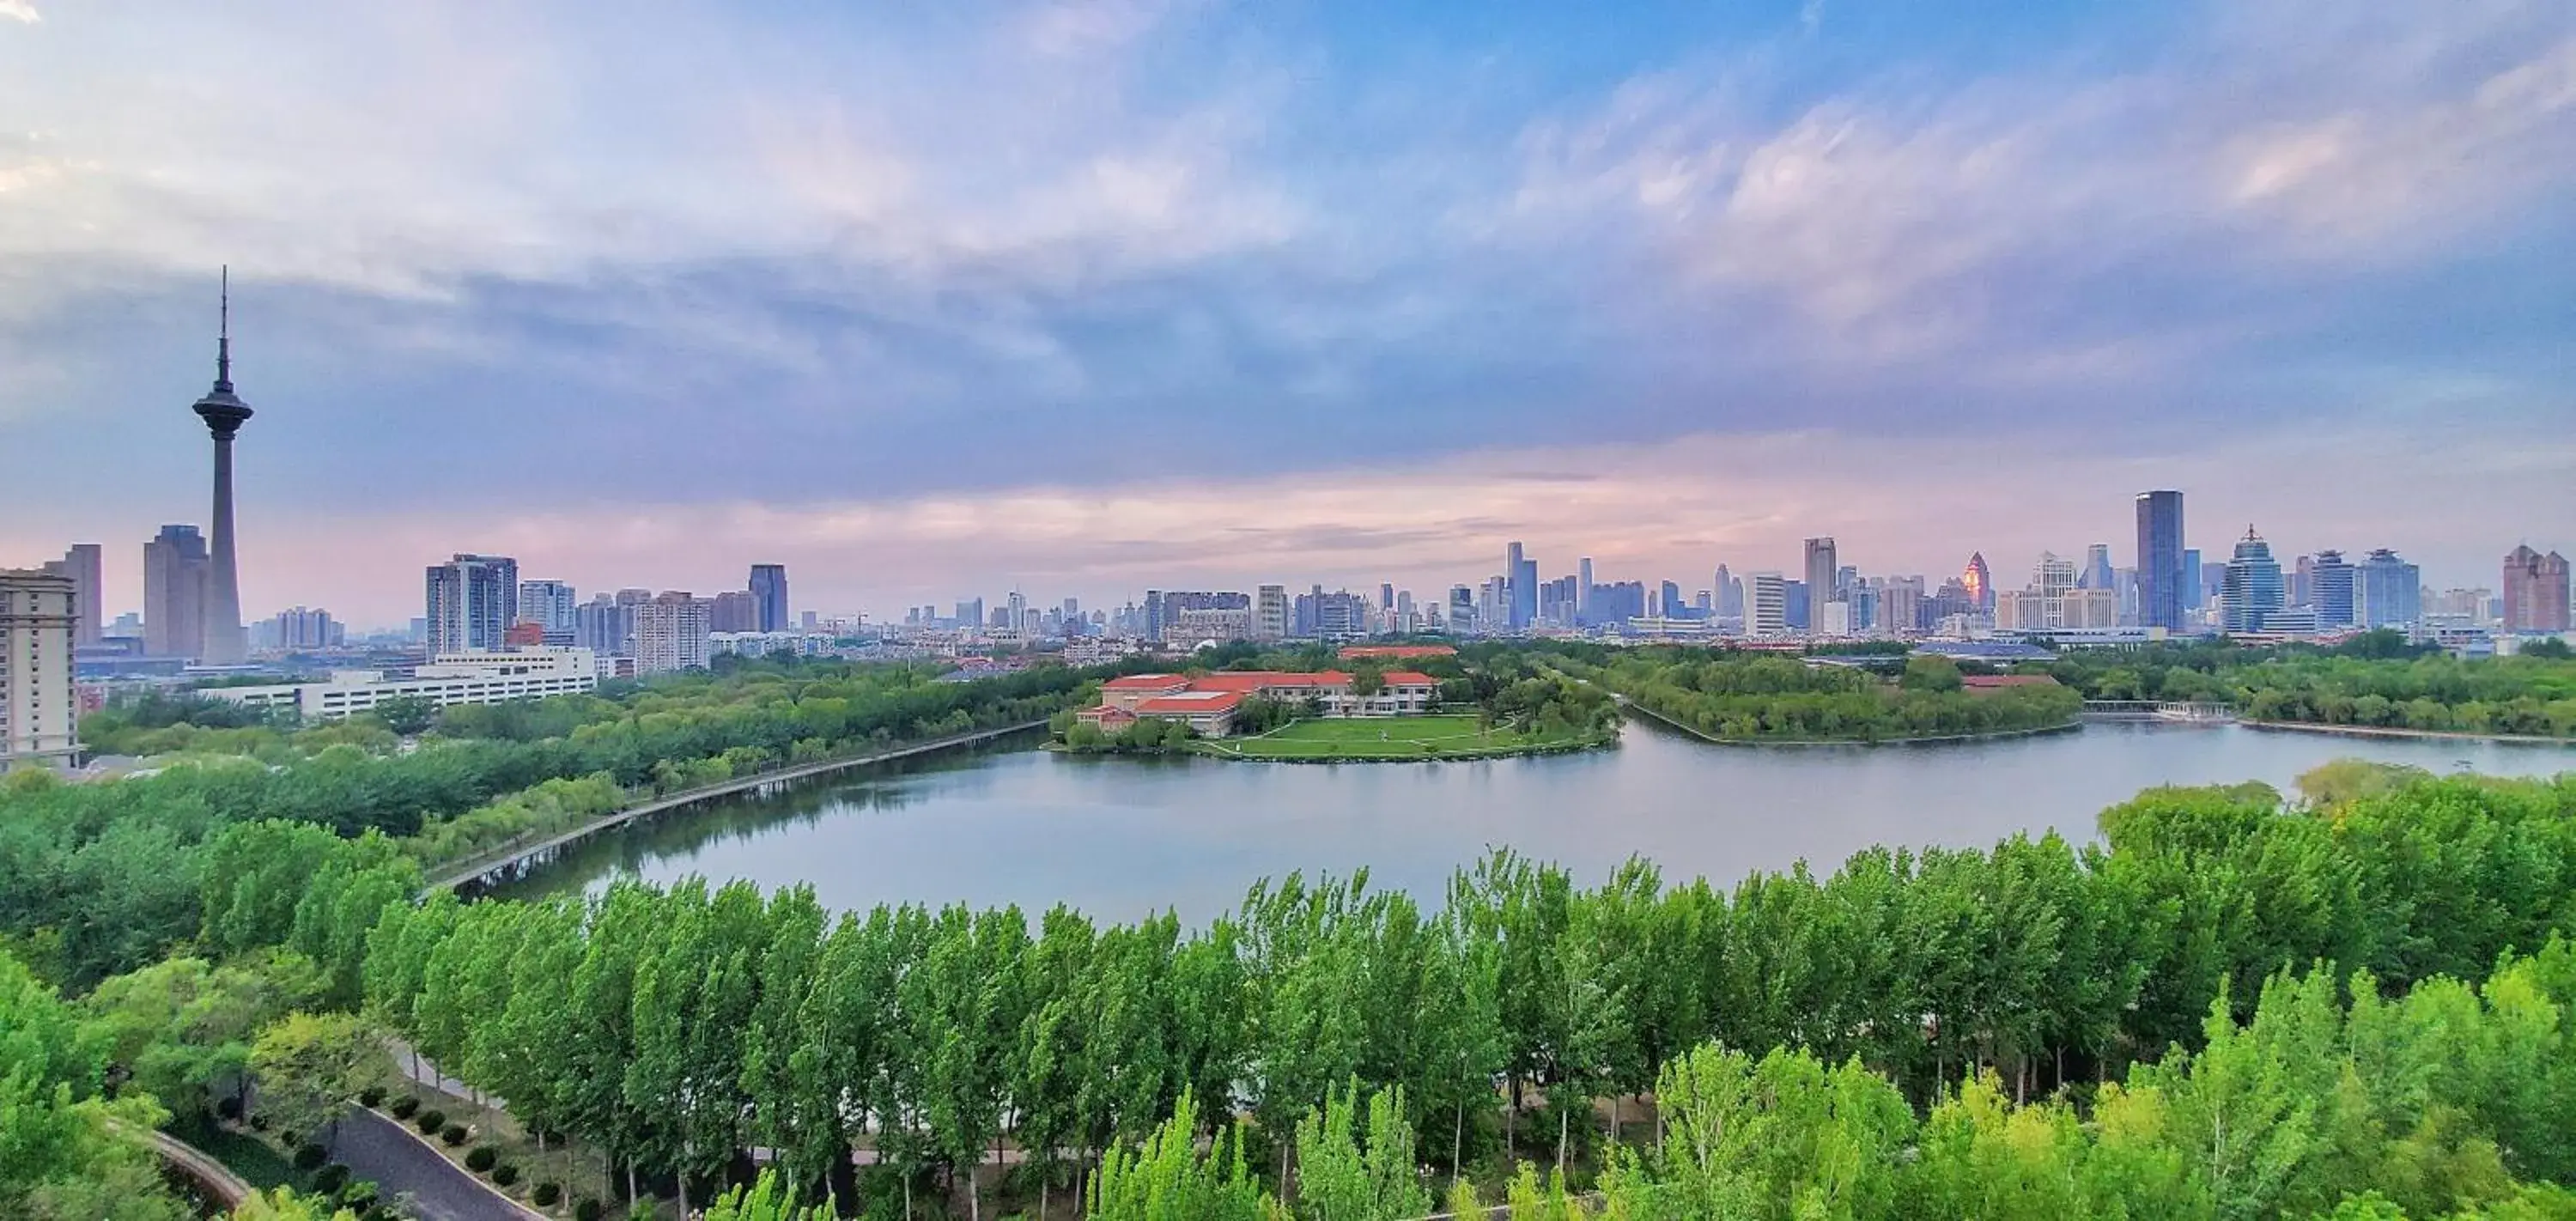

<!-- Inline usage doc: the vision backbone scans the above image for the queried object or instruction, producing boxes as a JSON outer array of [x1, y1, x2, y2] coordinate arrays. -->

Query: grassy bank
[[1187, 714, 1609, 761]]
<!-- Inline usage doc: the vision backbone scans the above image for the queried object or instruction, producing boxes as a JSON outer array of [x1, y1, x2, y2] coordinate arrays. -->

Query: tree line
[[1566, 648, 2081, 742], [2044, 636, 2576, 738]]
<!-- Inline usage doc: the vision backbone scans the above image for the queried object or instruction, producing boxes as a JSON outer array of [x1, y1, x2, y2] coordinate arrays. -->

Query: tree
[[249, 1011, 387, 1152], [372, 695, 440, 737], [1899, 655, 1965, 694], [1087, 1093, 1273, 1221], [1291, 1082, 1428, 1221]]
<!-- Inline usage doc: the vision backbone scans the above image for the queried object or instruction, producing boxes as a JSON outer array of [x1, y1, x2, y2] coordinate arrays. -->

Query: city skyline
[[3, 3, 2572, 621]]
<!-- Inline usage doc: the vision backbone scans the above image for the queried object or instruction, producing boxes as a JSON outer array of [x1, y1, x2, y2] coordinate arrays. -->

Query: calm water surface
[[489, 722, 2572, 922]]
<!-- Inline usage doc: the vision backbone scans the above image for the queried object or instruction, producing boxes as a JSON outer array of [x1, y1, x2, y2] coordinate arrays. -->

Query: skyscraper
[[1963, 552, 1994, 613], [1506, 543, 1537, 631], [1448, 585, 1475, 635], [1802, 538, 1838, 632], [749, 564, 790, 633], [2079, 544, 2116, 591], [2355, 550, 2421, 629], [576, 593, 635, 657], [635, 591, 712, 673], [2220, 526, 2285, 634], [425, 554, 519, 653], [39, 544, 102, 647], [2308, 550, 2357, 629], [2182, 546, 2203, 612], [1255, 585, 1288, 641], [1713, 564, 1741, 620], [143, 525, 210, 659], [2136, 495, 2184, 629], [190, 270, 253, 665], [711, 590, 758, 634], [2502, 546, 2572, 632], [1577, 557, 1595, 625]]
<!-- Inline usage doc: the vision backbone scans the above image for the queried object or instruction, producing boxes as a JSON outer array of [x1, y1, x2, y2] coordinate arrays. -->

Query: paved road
[[333, 1108, 538, 1221]]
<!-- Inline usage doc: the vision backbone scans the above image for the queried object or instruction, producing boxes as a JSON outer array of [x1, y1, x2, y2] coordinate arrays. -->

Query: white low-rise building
[[208, 648, 598, 721]]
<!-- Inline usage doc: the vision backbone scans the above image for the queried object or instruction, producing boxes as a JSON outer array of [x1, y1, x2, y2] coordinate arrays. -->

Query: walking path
[[426, 720, 1048, 891], [334, 1108, 544, 1221], [109, 1121, 254, 1213]]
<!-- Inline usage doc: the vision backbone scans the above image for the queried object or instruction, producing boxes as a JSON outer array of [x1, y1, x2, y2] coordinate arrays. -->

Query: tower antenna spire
[[216, 265, 232, 391]]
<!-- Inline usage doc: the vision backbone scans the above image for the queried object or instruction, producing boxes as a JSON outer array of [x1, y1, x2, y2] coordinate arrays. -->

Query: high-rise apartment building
[[749, 564, 790, 633], [576, 593, 636, 656], [268, 606, 343, 650], [1255, 585, 1289, 641], [2502, 545, 2572, 632], [1749, 572, 1788, 636], [519, 580, 578, 635], [0, 568, 80, 771], [2220, 527, 2286, 634], [1802, 538, 1838, 633], [2135, 490, 2185, 630], [2354, 550, 2421, 629], [710, 590, 759, 634], [425, 554, 519, 653], [39, 544, 103, 647], [635, 591, 713, 673], [143, 525, 210, 659]]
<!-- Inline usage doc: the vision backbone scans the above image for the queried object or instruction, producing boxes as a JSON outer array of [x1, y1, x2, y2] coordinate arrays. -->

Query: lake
[[485, 721, 2573, 922]]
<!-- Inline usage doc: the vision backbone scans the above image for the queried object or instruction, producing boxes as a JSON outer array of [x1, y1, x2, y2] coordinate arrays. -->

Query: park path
[[332, 1108, 542, 1221]]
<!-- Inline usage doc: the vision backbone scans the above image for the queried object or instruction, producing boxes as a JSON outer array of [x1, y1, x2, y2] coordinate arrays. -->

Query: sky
[[2, 0, 2571, 626]]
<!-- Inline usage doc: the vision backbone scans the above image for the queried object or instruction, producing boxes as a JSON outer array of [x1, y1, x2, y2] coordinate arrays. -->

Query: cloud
[[0, 1, 37, 25]]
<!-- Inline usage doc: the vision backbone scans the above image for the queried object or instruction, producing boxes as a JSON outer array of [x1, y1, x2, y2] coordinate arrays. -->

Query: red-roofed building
[[1080, 667, 1439, 736], [1339, 644, 1457, 660]]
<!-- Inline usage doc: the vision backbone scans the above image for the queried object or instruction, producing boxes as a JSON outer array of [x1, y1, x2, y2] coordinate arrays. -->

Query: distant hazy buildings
[[143, 525, 210, 659], [425, 554, 520, 654], [750, 564, 790, 633], [2503, 545, 2572, 632], [1749, 572, 1788, 636], [519, 580, 578, 635], [265, 606, 343, 651], [1801, 538, 1838, 635], [1506, 543, 1537, 631], [711, 590, 759, 634], [0, 568, 80, 771], [2220, 526, 2287, 634], [2135, 490, 2185, 630]]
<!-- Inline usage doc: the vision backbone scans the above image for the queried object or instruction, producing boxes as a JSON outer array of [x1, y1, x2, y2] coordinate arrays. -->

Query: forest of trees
[[1571, 648, 2082, 742], [9, 763, 2574, 1218], [2044, 636, 2576, 737], [0, 660, 1094, 988]]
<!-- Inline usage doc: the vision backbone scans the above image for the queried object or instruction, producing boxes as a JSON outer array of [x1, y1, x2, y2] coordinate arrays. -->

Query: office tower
[[424, 554, 519, 653], [2134, 491, 2184, 629], [2306, 550, 2357, 629], [1963, 552, 1993, 613], [1713, 564, 1741, 620], [1659, 580, 1685, 618], [0, 568, 80, 771], [1379, 583, 1394, 611], [1255, 585, 1288, 641], [634, 591, 712, 673], [1007, 591, 1028, 636], [1447, 586, 1475, 635], [184, 271, 253, 665], [576, 593, 632, 656], [1802, 538, 1838, 628], [2182, 546, 2202, 610], [749, 564, 790, 633], [1784, 580, 1809, 631], [142, 525, 210, 659], [2291, 554, 2318, 611], [2354, 550, 2421, 629], [1577, 557, 1595, 624], [959, 598, 987, 632], [2502, 545, 2572, 632], [39, 544, 102, 647], [519, 580, 578, 634], [1506, 543, 1537, 631], [2077, 544, 2115, 591], [2220, 526, 2285, 634], [1395, 590, 1416, 631], [1749, 573, 1788, 636], [803, 610, 821, 632]]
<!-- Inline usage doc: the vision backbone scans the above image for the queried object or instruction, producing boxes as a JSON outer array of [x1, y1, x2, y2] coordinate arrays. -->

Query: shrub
[[310, 1164, 349, 1194], [293, 1144, 328, 1171], [216, 1096, 243, 1121], [357, 1085, 386, 1108], [248, 1113, 270, 1131], [533, 1182, 562, 1207], [337, 1180, 378, 1210], [491, 1163, 519, 1187], [465, 1146, 498, 1173], [416, 1109, 446, 1134], [440, 1122, 469, 1146], [574, 1199, 604, 1221], [388, 1096, 419, 1120]]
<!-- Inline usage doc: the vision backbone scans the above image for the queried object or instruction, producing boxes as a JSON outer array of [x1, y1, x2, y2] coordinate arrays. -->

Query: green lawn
[[1190, 714, 1600, 760]]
